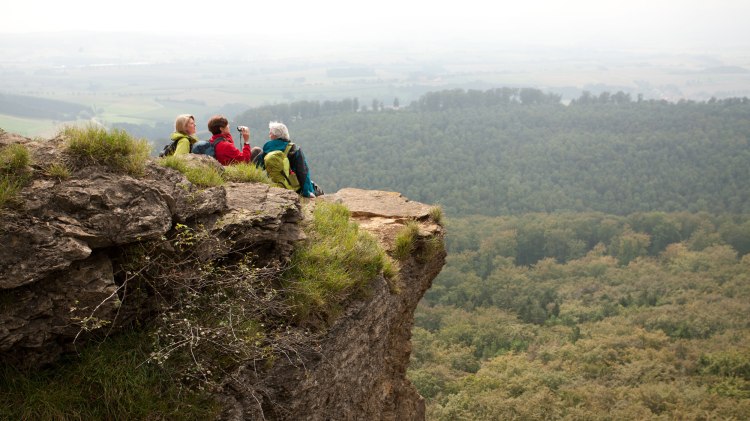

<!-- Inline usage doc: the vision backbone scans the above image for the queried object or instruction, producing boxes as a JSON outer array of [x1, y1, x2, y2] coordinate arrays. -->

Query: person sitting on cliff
[[170, 114, 199, 155], [255, 121, 321, 198], [206, 115, 253, 165]]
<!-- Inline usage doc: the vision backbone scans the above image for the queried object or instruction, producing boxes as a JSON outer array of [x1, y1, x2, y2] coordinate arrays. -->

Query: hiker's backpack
[[159, 139, 180, 157], [191, 137, 225, 158], [264, 143, 300, 191]]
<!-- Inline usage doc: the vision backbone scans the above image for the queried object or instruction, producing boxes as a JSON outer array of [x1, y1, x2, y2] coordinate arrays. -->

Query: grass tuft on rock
[[394, 221, 420, 260], [45, 162, 71, 180], [429, 205, 444, 225], [0, 143, 30, 174], [286, 201, 390, 323], [223, 162, 272, 184], [0, 176, 25, 209], [0, 143, 31, 209], [62, 124, 151, 176], [159, 155, 224, 187]]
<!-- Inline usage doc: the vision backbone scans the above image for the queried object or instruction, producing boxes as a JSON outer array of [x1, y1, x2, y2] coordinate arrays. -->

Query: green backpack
[[264, 143, 300, 191]]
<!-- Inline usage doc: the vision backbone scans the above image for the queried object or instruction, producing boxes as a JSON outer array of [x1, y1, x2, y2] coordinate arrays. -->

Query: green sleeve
[[174, 138, 191, 155]]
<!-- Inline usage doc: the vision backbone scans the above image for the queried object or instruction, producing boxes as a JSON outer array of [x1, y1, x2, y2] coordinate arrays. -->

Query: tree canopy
[[236, 89, 750, 217]]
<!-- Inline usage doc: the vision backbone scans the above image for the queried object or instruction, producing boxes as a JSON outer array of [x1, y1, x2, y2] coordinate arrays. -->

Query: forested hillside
[[239, 89, 750, 419], [405, 212, 750, 419], [241, 91, 750, 216], [411, 235, 750, 419]]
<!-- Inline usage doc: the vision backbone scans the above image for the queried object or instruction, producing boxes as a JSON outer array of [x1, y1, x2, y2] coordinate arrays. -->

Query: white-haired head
[[269, 121, 290, 140]]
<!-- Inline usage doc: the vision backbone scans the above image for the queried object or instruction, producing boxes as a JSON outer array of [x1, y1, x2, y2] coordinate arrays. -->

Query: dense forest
[[282, 92, 750, 216], [413, 212, 750, 418], [411, 227, 750, 419], [235, 90, 750, 419]]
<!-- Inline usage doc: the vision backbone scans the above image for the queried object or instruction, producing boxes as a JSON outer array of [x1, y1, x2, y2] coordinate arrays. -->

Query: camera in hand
[[236, 125, 248, 132]]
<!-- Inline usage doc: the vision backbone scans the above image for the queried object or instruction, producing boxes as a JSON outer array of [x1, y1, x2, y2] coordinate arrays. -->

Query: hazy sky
[[3, 0, 750, 53]]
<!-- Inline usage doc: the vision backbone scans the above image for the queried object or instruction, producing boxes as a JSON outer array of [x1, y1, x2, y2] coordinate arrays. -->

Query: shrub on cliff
[[62, 124, 151, 176]]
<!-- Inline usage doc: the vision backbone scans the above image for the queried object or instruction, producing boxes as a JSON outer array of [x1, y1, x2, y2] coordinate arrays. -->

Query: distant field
[[0, 115, 61, 138], [3, 46, 749, 138]]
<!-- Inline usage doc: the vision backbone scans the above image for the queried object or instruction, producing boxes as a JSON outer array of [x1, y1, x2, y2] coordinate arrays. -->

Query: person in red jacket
[[206, 115, 252, 165]]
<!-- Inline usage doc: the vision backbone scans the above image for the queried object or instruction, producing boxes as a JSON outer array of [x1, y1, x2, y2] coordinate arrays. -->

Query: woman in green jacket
[[171, 114, 199, 155]]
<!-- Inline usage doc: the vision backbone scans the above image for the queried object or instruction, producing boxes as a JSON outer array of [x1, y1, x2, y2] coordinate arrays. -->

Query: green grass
[[161, 156, 273, 188], [394, 221, 420, 260], [0, 175, 25, 209], [45, 162, 71, 180], [286, 201, 390, 322], [159, 155, 224, 187], [0, 116, 61, 138], [223, 162, 272, 184], [0, 143, 31, 173], [62, 124, 151, 176], [0, 143, 31, 209], [429, 205, 444, 225], [0, 331, 220, 420]]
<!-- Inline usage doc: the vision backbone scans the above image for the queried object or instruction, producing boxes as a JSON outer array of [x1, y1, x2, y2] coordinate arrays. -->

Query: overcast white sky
[[3, 0, 750, 52]]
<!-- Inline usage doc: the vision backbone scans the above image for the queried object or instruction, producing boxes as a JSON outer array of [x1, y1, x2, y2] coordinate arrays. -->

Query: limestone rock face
[[0, 253, 119, 367], [223, 188, 446, 421], [0, 132, 445, 420], [212, 183, 305, 262], [22, 173, 173, 248], [0, 215, 92, 289], [0, 134, 303, 368], [145, 160, 227, 223]]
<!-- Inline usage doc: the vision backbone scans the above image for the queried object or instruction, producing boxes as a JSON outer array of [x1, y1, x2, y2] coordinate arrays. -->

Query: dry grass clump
[[62, 125, 151, 176], [0, 143, 31, 208]]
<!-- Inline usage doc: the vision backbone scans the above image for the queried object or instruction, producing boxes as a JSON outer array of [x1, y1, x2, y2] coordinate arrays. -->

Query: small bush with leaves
[[62, 124, 151, 176], [159, 155, 224, 187], [111, 223, 315, 395]]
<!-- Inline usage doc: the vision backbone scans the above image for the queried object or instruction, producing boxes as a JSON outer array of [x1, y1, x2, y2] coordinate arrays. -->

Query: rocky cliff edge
[[0, 132, 445, 420]]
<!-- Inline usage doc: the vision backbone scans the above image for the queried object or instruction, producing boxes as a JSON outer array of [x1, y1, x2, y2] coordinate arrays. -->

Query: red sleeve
[[216, 142, 252, 165]]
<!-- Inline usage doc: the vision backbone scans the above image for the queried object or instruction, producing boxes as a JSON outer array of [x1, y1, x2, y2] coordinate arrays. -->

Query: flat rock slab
[[320, 188, 433, 219]]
